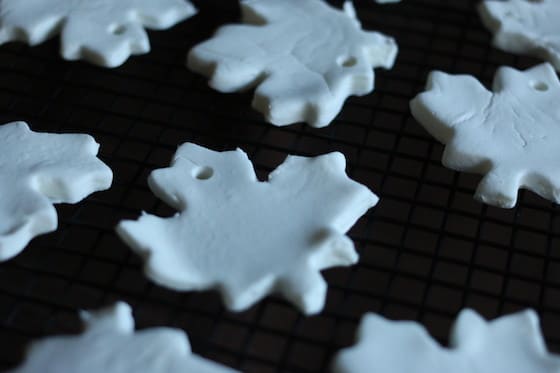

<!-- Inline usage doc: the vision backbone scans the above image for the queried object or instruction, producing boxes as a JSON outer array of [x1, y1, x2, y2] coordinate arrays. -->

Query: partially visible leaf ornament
[[333, 309, 560, 373], [0, 122, 112, 261], [479, 0, 560, 71], [0, 0, 196, 67], [9, 302, 238, 373]]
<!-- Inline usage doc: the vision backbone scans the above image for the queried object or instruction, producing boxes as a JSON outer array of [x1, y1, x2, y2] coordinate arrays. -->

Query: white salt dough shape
[[188, 0, 397, 128], [9, 302, 238, 373], [0, 122, 112, 261], [479, 0, 560, 72], [117, 143, 378, 315], [333, 309, 560, 373], [0, 0, 196, 67], [410, 63, 560, 208]]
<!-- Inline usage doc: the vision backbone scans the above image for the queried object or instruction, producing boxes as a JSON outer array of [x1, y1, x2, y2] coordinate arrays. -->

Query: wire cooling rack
[[0, 0, 559, 371]]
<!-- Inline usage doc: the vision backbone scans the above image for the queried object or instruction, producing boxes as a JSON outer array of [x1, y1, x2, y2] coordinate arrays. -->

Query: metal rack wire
[[0, 0, 558, 372]]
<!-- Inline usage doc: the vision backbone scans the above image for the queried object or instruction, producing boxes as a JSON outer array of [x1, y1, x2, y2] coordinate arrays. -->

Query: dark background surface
[[0, 0, 559, 372]]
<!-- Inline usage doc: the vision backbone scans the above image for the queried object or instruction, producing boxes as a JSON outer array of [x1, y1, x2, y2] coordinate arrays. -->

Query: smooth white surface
[[9, 302, 238, 373], [479, 0, 560, 71], [333, 309, 560, 373], [188, 0, 397, 128], [410, 63, 560, 208], [0, 0, 196, 67], [117, 143, 378, 315], [0, 122, 112, 261]]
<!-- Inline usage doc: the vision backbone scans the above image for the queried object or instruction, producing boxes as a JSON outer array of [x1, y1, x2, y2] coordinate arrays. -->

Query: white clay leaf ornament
[[188, 0, 398, 128], [0, 122, 112, 261], [410, 63, 560, 208], [333, 309, 560, 373], [479, 0, 560, 72], [117, 143, 378, 315], [9, 302, 238, 373], [0, 0, 196, 67]]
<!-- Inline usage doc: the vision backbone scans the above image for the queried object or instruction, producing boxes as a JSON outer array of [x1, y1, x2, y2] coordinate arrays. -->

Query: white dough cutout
[[9, 302, 238, 373], [0, 0, 196, 67], [0, 122, 112, 261], [333, 309, 560, 373], [410, 63, 560, 208], [188, 0, 397, 128], [479, 0, 560, 71], [117, 143, 378, 315]]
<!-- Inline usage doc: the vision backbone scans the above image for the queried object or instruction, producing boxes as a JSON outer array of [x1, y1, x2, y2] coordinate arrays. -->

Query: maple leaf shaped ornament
[[188, 0, 398, 128], [0, 0, 196, 67], [410, 63, 560, 208], [117, 143, 378, 315], [0, 122, 112, 261], [332, 309, 560, 373], [479, 0, 560, 72], [9, 302, 238, 373]]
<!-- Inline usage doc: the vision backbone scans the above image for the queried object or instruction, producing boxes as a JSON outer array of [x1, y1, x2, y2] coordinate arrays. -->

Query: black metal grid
[[0, 0, 559, 371]]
